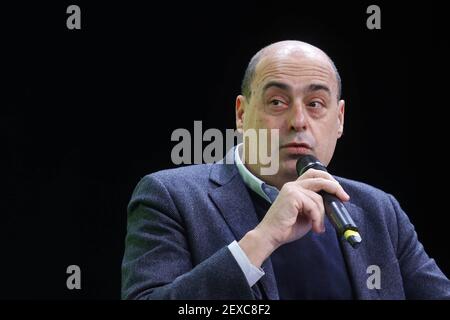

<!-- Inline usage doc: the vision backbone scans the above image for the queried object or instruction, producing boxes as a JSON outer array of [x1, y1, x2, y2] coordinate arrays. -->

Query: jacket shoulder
[[130, 164, 216, 205], [335, 176, 394, 211], [148, 163, 213, 185]]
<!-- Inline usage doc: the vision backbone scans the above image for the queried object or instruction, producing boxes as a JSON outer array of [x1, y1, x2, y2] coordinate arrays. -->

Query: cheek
[[261, 111, 291, 129], [258, 117, 275, 129], [250, 112, 280, 130], [317, 114, 340, 135], [313, 123, 340, 164]]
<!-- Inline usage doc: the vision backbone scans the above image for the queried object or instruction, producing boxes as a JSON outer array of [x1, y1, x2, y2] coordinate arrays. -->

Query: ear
[[337, 99, 345, 138], [235, 95, 247, 133]]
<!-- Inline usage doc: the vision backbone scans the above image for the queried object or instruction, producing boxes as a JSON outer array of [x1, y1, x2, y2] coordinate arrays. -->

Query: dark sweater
[[247, 186, 354, 299]]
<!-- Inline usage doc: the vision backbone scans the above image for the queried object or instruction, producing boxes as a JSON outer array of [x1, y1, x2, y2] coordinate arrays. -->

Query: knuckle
[[283, 183, 297, 196], [326, 179, 340, 190], [317, 177, 329, 185]]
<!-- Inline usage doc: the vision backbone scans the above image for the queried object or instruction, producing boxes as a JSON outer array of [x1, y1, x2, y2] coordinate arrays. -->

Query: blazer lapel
[[340, 202, 381, 300], [208, 149, 279, 299]]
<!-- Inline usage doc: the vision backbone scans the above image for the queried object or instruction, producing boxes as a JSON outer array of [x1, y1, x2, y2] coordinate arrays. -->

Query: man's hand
[[238, 169, 350, 268]]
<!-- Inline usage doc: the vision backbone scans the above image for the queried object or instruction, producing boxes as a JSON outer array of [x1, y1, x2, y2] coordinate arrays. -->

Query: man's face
[[236, 48, 345, 185]]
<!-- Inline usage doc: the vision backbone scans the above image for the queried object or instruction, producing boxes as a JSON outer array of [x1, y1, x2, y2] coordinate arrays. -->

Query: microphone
[[296, 155, 362, 248]]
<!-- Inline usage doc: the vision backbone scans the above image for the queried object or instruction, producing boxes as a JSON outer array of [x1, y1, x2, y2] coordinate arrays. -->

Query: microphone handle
[[320, 192, 358, 233], [296, 155, 362, 248]]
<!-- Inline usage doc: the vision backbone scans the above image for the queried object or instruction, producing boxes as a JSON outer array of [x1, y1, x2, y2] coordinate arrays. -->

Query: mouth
[[280, 142, 313, 156]]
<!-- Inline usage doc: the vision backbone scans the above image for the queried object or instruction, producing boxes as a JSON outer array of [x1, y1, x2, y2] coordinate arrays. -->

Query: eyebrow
[[262, 81, 331, 96], [307, 83, 331, 95], [262, 81, 293, 94]]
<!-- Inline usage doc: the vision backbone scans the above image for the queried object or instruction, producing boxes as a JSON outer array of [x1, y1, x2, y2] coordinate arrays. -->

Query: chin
[[280, 158, 299, 180]]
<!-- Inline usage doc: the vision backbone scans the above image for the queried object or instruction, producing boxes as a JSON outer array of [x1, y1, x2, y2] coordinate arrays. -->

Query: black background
[[1, 1, 448, 299]]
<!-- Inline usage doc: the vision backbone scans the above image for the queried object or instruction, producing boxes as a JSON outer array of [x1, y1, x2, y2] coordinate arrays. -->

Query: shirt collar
[[234, 143, 279, 203]]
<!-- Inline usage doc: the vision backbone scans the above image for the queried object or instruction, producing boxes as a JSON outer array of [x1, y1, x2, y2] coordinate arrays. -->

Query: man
[[121, 41, 450, 299]]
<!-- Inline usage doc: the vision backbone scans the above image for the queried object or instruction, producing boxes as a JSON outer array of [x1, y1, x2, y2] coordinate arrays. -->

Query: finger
[[294, 189, 324, 234], [297, 168, 338, 183], [297, 178, 350, 201], [301, 189, 326, 232]]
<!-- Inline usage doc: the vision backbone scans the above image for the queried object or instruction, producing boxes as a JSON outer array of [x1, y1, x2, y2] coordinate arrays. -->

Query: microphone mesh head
[[296, 155, 326, 176]]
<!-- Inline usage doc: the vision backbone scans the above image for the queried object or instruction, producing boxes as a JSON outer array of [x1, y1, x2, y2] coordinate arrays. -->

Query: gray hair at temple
[[241, 41, 342, 101]]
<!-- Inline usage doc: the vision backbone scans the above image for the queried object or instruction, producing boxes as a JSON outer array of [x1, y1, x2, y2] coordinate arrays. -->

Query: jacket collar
[[208, 147, 279, 299]]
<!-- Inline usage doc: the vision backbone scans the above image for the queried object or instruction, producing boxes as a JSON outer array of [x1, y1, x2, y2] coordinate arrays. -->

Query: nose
[[289, 102, 307, 132]]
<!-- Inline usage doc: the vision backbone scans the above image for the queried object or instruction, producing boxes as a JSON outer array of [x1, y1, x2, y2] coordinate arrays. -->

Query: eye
[[308, 101, 325, 108], [270, 99, 286, 107]]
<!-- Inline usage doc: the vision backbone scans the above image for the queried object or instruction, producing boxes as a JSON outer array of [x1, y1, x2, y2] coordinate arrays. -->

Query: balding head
[[241, 40, 341, 101], [235, 40, 346, 187]]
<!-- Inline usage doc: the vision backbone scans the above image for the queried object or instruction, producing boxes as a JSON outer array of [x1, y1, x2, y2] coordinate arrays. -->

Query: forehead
[[253, 51, 337, 94]]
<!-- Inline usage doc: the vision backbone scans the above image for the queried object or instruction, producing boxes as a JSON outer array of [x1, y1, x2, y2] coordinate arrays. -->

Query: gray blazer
[[122, 149, 450, 299]]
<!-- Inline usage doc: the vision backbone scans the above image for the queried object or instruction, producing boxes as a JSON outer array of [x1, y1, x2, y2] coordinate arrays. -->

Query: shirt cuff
[[228, 240, 265, 287]]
